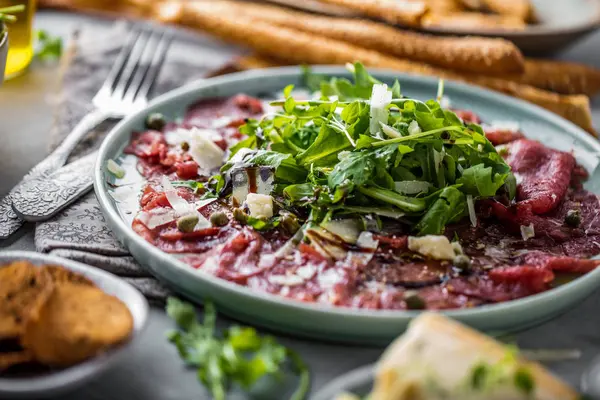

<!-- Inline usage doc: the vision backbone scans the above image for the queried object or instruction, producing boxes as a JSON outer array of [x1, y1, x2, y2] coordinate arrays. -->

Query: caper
[[404, 291, 425, 310], [453, 254, 472, 271], [177, 214, 199, 233], [210, 211, 229, 227], [145, 112, 166, 131], [233, 208, 248, 224], [181, 141, 190, 152], [280, 213, 300, 235], [565, 209, 581, 227]]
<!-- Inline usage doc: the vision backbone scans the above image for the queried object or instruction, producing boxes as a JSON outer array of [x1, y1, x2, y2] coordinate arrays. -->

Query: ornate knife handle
[[0, 109, 110, 240], [12, 151, 98, 222]]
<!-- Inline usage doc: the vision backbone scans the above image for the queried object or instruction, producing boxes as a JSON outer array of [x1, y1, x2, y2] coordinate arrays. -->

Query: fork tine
[[122, 30, 162, 105], [133, 31, 173, 105], [94, 27, 139, 100], [111, 29, 152, 101]]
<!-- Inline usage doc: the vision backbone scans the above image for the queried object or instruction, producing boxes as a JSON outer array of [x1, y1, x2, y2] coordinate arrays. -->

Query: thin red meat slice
[[453, 109, 481, 124], [504, 139, 575, 214], [446, 276, 540, 302], [488, 265, 554, 292], [485, 129, 525, 145], [175, 161, 199, 179], [520, 251, 600, 274]]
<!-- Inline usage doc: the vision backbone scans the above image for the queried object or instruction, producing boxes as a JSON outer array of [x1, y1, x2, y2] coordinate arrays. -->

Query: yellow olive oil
[[2, 0, 36, 79]]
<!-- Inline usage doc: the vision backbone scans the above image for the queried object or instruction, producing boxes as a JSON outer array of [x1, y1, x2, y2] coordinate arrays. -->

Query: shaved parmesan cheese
[[269, 274, 305, 287], [194, 198, 217, 210], [394, 181, 432, 195], [466, 194, 477, 227], [161, 176, 211, 230], [369, 84, 392, 138], [520, 224, 535, 241], [408, 120, 421, 135], [380, 123, 402, 139], [187, 128, 225, 171], [408, 235, 455, 260], [295, 265, 317, 280], [321, 219, 362, 244], [440, 95, 451, 109], [246, 193, 273, 219], [137, 208, 176, 229], [357, 231, 379, 250], [162, 176, 194, 216]]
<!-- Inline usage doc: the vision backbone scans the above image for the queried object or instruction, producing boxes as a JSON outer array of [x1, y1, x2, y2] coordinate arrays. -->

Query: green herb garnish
[[0, 5, 24, 23], [35, 29, 63, 61], [166, 297, 310, 400], [212, 62, 514, 236]]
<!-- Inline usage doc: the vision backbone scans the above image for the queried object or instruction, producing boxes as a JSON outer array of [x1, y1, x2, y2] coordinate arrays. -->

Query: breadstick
[[425, 0, 463, 13], [313, 0, 428, 27], [514, 59, 600, 96], [155, 1, 595, 134], [460, 0, 533, 22], [234, 54, 283, 70], [422, 11, 527, 31], [203, 0, 524, 75]]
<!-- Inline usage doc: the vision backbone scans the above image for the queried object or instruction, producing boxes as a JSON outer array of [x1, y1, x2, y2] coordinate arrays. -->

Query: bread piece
[[21, 283, 133, 366], [422, 11, 527, 31], [425, 0, 463, 13], [156, 2, 594, 134], [515, 59, 600, 96], [204, 0, 524, 75], [314, 0, 428, 26], [0, 262, 54, 339], [371, 313, 578, 400], [460, 0, 533, 22]]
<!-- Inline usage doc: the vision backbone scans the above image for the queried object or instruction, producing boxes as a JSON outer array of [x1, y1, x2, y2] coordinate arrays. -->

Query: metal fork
[[1, 26, 172, 239]]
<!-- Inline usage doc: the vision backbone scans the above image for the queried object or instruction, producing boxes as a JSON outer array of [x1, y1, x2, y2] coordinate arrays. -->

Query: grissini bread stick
[[461, 0, 533, 22], [368, 313, 579, 400], [156, 1, 594, 134], [422, 11, 527, 31], [205, 0, 525, 75], [313, 0, 428, 27], [425, 0, 463, 13], [514, 59, 600, 96], [233, 55, 283, 71]]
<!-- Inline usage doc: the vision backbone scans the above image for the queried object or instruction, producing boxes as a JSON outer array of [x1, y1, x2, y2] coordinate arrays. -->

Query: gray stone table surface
[[2, 10, 600, 400]]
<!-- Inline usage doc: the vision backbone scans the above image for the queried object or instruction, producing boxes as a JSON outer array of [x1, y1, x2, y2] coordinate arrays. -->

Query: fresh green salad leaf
[[166, 297, 310, 400], [210, 62, 514, 236]]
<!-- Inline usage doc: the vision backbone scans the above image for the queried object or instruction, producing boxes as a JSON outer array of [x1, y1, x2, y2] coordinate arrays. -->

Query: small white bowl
[[0, 251, 149, 399]]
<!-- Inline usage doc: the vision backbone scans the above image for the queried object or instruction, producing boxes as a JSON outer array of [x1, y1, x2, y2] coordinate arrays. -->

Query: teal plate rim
[[94, 66, 600, 344]]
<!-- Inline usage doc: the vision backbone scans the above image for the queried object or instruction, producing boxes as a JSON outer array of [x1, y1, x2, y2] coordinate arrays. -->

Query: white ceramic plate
[[94, 66, 600, 345]]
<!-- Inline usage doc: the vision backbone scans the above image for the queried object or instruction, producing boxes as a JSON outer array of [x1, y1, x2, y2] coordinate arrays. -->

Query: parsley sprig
[[166, 297, 310, 400], [35, 30, 63, 61]]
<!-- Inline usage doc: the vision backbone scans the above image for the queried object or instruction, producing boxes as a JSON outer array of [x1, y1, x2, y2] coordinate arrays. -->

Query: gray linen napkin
[[34, 22, 240, 302]]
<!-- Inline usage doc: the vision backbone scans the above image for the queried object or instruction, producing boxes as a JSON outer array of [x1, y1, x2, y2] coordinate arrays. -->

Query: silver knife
[[11, 151, 98, 222]]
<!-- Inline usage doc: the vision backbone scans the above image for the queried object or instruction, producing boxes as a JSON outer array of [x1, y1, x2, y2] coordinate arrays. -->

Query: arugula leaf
[[328, 150, 376, 188], [166, 297, 310, 400], [296, 124, 351, 167], [457, 164, 509, 197], [212, 62, 514, 236], [414, 186, 465, 235]]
